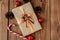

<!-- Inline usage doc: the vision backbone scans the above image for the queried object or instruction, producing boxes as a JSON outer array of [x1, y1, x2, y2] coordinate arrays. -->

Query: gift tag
[[12, 2, 42, 36]]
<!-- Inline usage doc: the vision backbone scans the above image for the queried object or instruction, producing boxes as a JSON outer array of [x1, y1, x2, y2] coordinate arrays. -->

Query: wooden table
[[0, 0, 60, 40]]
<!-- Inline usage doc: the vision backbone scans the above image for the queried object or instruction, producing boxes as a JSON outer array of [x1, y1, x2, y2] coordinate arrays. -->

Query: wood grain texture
[[0, 0, 8, 40], [51, 0, 60, 40], [9, 0, 18, 40], [31, 0, 51, 40], [0, 0, 60, 40], [0, 1, 2, 40], [9, 0, 23, 40]]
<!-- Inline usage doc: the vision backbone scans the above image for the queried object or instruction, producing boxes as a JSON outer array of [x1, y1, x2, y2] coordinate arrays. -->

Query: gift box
[[12, 2, 42, 36]]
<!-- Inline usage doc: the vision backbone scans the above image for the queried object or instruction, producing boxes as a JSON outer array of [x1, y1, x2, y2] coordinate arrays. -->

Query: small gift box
[[12, 2, 42, 36]]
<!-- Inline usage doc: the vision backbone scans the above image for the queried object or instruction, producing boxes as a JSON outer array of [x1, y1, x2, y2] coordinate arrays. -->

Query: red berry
[[16, 1, 20, 7], [38, 18, 44, 23], [27, 36, 33, 40]]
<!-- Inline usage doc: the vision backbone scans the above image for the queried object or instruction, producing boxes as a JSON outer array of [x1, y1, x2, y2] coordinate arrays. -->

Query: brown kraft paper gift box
[[12, 2, 42, 36]]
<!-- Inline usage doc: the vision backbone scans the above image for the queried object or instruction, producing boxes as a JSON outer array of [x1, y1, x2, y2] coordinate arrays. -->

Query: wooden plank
[[31, 0, 51, 40], [0, 1, 2, 40], [9, 0, 23, 40], [8, 0, 17, 40], [51, 0, 60, 40], [57, 0, 60, 40], [1, 0, 60, 40], [1, 0, 8, 40]]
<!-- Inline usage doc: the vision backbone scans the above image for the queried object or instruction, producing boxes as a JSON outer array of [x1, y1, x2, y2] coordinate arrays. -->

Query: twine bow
[[20, 7, 34, 32]]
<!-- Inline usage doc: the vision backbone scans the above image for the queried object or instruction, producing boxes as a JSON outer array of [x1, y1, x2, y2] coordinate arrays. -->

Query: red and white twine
[[7, 23, 28, 40]]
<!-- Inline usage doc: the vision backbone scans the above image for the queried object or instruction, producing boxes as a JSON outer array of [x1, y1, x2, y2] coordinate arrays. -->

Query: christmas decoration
[[5, 11, 14, 19], [38, 18, 44, 23], [8, 23, 35, 40], [7, 23, 28, 40], [34, 6, 42, 13], [16, 0, 22, 7], [21, 14, 34, 25], [27, 35, 33, 40]]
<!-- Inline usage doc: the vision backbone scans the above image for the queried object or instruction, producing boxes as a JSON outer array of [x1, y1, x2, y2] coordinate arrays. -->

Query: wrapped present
[[12, 2, 42, 36]]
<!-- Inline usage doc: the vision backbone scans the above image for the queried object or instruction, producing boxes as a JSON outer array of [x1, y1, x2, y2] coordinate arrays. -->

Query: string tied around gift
[[20, 7, 34, 32]]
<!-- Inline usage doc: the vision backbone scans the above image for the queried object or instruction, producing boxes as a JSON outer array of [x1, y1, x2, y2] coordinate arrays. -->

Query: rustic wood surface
[[0, 0, 8, 40], [51, 0, 60, 40], [0, 0, 60, 40]]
